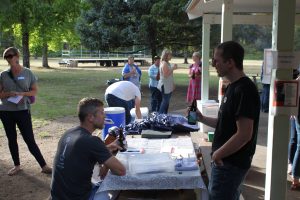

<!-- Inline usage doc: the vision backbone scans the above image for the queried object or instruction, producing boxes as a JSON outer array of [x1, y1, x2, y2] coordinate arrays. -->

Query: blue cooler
[[103, 107, 125, 139]]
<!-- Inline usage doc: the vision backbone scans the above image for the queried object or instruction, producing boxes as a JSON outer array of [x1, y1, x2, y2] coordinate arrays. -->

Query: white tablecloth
[[95, 138, 208, 198]]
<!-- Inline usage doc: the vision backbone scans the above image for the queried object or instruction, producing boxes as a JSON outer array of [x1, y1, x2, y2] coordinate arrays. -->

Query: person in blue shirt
[[122, 56, 142, 89], [260, 61, 270, 113], [148, 56, 162, 112]]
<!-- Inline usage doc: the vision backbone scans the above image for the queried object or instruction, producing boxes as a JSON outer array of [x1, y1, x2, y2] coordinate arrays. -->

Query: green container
[[208, 132, 214, 142]]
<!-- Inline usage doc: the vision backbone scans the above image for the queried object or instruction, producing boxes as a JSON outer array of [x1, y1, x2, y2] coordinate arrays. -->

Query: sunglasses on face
[[4, 54, 16, 60]]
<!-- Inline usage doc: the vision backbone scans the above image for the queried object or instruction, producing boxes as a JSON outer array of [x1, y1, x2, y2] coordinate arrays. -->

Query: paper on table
[[7, 95, 23, 104]]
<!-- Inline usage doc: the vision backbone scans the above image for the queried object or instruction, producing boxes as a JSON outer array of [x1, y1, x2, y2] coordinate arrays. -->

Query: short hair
[[128, 55, 134, 60], [154, 55, 160, 61], [216, 41, 244, 70], [192, 52, 201, 58], [78, 98, 104, 122], [161, 49, 172, 61], [3, 47, 20, 59]]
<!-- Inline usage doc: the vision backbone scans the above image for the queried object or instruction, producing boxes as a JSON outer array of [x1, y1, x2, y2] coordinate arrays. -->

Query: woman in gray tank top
[[157, 49, 177, 113]]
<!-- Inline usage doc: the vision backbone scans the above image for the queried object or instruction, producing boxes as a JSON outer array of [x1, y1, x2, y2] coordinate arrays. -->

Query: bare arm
[[17, 83, 38, 97], [123, 67, 136, 79], [0, 84, 16, 98], [162, 62, 177, 77], [134, 97, 142, 119], [0, 83, 38, 98], [103, 156, 126, 176], [100, 139, 125, 179], [212, 117, 254, 165], [197, 108, 218, 128]]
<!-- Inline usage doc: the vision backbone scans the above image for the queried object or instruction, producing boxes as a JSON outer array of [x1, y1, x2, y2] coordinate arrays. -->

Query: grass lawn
[[0, 57, 262, 130]]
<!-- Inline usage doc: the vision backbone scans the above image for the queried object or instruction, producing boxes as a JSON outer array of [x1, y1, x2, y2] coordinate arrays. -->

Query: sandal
[[41, 165, 52, 175], [7, 166, 22, 176]]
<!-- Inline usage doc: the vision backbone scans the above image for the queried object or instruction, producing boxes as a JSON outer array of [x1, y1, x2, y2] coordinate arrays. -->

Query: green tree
[[0, 0, 81, 68], [76, 0, 202, 60], [76, 0, 131, 51], [33, 0, 82, 68], [145, 0, 204, 59], [0, 0, 37, 68]]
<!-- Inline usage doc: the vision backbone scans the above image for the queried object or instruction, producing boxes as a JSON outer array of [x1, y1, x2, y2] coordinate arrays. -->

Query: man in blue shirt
[[148, 56, 162, 112], [122, 56, 142, 89]]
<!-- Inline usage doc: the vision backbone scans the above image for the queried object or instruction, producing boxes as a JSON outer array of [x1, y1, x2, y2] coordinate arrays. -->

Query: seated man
[[50, 98, 126, 200], [105, 81, 142, 124], [122, 55, 142, 89]]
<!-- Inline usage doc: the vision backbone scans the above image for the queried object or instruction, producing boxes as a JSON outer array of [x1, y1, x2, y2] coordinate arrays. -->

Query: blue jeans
[[159, 86, 172, 114], [289, 117, 300, 178], [89, 185, 100, 200], [209, 161, 248, 200], [150, 86, 162, 112], [260, 84, 270, 113], [105, 94, 134, 124]]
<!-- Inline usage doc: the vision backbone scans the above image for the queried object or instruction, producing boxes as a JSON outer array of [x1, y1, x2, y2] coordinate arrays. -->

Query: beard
[[93, 122, 104, 130]]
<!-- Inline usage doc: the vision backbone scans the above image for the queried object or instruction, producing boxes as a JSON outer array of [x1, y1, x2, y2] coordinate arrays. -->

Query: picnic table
[[93, 136, 208, 200]]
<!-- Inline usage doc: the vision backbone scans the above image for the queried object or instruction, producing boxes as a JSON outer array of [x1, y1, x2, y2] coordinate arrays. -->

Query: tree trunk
[[22, 27, 30, 68], [151, 47, 157, 64], [184, 50, 188, 64], [42, 41, 49, 68], [148, 21, 157, 64]]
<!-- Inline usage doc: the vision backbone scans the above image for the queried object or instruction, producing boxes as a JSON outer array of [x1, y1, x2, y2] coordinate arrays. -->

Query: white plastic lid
[[104, 107, 125, 114]]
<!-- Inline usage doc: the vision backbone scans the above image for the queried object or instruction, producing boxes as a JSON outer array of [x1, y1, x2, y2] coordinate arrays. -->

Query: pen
[[126, 150, 140, 152]]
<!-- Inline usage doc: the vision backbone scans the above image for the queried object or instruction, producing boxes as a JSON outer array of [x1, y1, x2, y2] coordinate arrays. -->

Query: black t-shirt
[[51, 126, 112, 200], [212, 76, 260, 169]]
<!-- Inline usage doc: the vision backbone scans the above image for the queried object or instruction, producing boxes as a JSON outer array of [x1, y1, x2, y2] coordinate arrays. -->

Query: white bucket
[[130, 107, 149, 119]]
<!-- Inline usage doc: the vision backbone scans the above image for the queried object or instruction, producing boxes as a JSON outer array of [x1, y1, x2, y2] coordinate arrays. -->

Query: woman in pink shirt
[[186, 52, 202, 103]]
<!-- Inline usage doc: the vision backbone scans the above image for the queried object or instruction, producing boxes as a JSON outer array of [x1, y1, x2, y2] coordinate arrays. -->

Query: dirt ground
[[0, 116, 78, 200]]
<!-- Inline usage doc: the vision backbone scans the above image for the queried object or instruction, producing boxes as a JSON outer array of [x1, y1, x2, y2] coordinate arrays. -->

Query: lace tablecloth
[[95, 138, 208, 198]]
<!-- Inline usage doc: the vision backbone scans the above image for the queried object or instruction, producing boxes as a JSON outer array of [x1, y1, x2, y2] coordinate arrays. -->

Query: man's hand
[[131, 67, 136, 75], [212, 150, 224, 166], [196, 108, 204, 122], [186, 107, 204, 122], [106, 139, 122, 154]]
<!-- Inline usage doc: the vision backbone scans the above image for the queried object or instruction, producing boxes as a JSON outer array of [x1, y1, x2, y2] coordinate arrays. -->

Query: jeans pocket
[[211, 161, 225, 168]]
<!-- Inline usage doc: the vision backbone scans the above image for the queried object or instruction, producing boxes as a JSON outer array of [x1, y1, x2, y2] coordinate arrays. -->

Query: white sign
[[264, 49, 300, 70]]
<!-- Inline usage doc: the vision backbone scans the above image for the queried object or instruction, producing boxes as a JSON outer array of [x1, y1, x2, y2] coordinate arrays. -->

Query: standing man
[[122, 55, 142, 89], [196, 41, 260, 199], [51, 98, 126, 200], [148, 56, 162, 112], [105, 81, 142, 124]]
